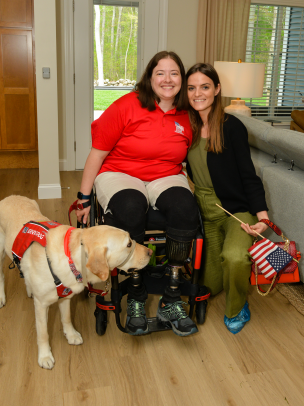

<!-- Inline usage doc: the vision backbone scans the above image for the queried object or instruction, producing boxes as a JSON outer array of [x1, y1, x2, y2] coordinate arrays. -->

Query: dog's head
[[81, 225, 152, 280]]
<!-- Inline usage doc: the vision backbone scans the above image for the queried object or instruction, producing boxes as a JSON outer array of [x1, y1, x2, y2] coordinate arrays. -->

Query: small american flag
[[248, 238, 294, 280]]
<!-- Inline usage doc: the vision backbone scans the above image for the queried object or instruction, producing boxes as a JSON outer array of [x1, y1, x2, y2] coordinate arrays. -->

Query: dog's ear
[[86, 247, 109, 281]]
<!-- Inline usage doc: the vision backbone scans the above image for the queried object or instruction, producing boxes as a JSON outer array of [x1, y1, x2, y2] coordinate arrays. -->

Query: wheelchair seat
[[145, 206, 166, 231]]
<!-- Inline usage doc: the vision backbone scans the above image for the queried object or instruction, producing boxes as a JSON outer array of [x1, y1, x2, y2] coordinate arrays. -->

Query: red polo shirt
[[91, 91, 192, 182]]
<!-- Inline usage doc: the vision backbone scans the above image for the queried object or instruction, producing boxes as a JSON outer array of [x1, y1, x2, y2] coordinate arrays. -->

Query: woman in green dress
[[186, 63, 269, 334]]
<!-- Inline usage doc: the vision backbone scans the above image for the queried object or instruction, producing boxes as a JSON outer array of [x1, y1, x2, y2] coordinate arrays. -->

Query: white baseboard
[[38, 183, 62, 199]]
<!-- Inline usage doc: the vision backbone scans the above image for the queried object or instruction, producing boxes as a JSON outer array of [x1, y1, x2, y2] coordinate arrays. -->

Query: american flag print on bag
[[248, 238, 294, 280]]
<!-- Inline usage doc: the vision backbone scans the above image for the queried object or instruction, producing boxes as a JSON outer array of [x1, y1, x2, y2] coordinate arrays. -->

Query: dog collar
[[64, 227, 83, 283], [117, 239, 136, 269]]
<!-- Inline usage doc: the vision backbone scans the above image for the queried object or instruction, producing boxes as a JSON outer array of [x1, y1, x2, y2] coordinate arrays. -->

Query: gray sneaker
[[125, 299, 149, 335], [156, 298, 198, 336]]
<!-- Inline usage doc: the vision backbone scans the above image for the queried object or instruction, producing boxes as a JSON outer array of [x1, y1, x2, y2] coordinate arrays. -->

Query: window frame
[[245, 2, 304, 119]]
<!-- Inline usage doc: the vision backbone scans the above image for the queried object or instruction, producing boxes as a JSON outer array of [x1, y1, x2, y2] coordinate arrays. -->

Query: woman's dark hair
[[186, 63, 225, 153], [135, 51, 188, 111]]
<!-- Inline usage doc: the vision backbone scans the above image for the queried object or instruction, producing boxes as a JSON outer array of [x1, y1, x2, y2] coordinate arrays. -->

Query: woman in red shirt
[[76, 51, 199, 337]]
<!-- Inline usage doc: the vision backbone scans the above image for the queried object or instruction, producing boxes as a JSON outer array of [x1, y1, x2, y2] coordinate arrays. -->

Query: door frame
[[62, 0, 168, 171]]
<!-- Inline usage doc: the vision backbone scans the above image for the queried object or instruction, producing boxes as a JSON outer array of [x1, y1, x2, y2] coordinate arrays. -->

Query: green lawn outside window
[[94, 89, 130, 111]]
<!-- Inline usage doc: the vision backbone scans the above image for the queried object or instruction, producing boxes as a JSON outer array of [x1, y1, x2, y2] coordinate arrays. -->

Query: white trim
[[137, 0, 143, 78], [158, 0, 168, 51], [63, 0, 75, 171], [59, 159, 68, 171], [38, 184, 62, 200], [252, 0, 304, 7], [74, 0, 93, 170]]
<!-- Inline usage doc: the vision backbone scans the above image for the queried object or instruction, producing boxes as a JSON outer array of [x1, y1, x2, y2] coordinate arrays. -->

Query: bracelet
[[77, 191, 91, 200]]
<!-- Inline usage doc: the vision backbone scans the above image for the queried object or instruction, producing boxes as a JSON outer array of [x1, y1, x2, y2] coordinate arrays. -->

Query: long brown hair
[[135, 51, 188, 111], [186, 63, 225, 153]]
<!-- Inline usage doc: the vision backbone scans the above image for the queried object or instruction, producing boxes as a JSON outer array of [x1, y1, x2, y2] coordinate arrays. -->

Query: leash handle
[[68, 199, 91, 226]]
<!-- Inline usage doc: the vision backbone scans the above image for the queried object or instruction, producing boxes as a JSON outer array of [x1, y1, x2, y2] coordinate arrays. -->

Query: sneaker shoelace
[[161, 301, 188, 320], [128, 299, 145, 317]]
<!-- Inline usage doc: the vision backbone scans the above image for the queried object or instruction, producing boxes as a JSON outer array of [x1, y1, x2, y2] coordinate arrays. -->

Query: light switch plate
[[42, 67, 50, 79]]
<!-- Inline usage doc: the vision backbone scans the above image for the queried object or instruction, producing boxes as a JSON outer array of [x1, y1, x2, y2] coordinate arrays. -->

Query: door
[[0, 0, 37, 151]]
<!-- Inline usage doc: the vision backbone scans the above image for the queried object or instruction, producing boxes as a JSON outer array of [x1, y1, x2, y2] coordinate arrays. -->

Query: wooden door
[[0, 0, 37, 155]]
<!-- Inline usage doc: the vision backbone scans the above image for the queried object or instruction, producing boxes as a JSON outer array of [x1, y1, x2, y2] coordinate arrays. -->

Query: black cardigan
[[187, 114, 268, 216]]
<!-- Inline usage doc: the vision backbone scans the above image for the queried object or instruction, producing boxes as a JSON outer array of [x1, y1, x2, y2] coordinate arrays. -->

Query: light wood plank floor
[[1, 169, 304, 406]]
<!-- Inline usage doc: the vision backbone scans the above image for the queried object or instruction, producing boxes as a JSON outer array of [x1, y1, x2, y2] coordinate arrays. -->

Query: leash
[[64, 227, 83, 282]]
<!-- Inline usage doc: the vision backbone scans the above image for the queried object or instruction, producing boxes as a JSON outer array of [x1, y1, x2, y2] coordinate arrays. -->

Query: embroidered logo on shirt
[[175, 122, 184, 135]]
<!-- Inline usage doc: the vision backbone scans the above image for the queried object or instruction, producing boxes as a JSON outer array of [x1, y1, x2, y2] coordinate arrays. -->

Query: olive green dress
[[188, 138, 257, 318]]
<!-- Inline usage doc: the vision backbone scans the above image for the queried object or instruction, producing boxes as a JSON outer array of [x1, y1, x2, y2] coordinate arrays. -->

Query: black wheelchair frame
[[78, 191, 210, 336]]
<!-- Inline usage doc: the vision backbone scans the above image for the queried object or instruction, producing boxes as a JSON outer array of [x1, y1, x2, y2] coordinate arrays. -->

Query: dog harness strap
[[46, 256, 73, 298], [64, 227, 83, 283], [116, 239, 136, 268], [12, 221, 61, 261], [68, 199, 91, 226], [11, 221, 73, 298]]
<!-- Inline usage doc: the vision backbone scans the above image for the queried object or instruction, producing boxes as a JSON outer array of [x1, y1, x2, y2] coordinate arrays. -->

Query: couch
[[233, 114, 304, 281]]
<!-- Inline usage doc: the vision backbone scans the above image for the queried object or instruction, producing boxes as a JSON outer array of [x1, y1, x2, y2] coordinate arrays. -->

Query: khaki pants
[[94, 172, 191, 214], [195, 186, 256, 318]]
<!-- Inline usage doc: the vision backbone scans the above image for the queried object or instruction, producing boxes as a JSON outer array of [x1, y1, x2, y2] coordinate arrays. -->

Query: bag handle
[[258, 219, 283, 236], [254, 262, 278, 296]]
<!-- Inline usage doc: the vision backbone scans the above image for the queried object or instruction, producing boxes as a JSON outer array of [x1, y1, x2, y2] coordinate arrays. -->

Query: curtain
[[196, 0, 251, 65]]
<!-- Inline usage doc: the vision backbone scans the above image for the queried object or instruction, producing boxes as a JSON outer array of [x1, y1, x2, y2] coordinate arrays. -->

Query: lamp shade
[[214, 61, 265, 98]]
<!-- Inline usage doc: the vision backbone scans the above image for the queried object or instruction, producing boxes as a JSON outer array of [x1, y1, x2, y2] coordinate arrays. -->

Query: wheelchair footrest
[[147, 317, 172, 333]]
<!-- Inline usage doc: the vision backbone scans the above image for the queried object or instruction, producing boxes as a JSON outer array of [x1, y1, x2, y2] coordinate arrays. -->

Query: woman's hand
[[241, 221, 269, 237], [76, 199, 91, 225], [76, 148, 110, 225], [241, 210, 269, 237]]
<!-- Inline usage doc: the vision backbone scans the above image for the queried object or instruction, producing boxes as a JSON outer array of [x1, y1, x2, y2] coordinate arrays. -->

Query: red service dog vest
[[12, 221, 73, 298]]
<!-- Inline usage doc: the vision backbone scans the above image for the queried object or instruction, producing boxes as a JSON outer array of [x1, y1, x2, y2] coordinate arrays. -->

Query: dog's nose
[[147, 248, 153, 257]]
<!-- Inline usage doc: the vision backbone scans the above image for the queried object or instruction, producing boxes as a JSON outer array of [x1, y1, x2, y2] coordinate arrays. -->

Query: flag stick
[[215, 203, 299, 263], [216, 203, 267, 239]]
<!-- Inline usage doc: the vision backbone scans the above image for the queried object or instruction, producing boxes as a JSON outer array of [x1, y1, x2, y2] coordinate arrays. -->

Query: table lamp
[[214, 60, 265, 117]]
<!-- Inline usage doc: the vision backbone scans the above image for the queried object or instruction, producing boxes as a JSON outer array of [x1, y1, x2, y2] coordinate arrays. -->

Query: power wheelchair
[[72, 190, 210, 336]]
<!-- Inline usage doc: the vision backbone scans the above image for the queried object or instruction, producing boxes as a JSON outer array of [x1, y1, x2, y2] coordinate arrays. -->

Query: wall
[[167, 0, 199, 71], [34, 0, 61, 199]]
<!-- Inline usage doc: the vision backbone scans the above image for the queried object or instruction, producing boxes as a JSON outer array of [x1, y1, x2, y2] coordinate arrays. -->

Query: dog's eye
[[127, 241, 132, 248]]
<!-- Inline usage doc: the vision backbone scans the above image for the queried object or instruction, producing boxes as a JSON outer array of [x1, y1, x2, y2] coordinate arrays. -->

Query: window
[[245, 4, 304, 118], [93, 1, 139, 115]]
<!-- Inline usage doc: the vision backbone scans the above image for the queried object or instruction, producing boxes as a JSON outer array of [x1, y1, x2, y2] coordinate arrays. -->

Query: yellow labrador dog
[[0, 195, 152, 369]]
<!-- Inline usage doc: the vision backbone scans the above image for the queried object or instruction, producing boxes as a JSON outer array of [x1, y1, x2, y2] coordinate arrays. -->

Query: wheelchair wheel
[[94, 307, 108, 336], [195, 300, 207, 325]]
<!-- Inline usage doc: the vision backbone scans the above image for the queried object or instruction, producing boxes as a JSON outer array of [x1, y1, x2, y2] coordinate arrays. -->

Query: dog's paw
[[38, 353, 55, 370], [0, 294, 6, 308], [65, 330, 83, 345]]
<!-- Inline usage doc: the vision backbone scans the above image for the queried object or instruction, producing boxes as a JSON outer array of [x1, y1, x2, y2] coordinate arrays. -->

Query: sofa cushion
[[261, 163, 304, 280], [235, 114, 304, 171], [250, 148, 304, 280]]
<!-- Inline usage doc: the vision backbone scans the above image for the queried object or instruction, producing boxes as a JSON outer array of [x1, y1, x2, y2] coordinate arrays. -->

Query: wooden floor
[[1, 169, 304, 406]]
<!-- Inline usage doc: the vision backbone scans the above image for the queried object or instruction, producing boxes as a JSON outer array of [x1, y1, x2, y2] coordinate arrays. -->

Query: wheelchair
[[75, 190, 210, 336]]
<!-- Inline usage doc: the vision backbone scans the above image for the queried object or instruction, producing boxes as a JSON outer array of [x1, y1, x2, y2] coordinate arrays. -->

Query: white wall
[[167, 0, 199, 71], [34, 0, 61, 199]]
